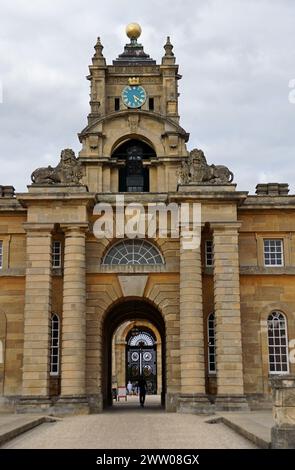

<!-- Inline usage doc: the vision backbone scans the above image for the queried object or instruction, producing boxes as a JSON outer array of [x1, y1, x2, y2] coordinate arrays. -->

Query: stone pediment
[[78, 110, 189, 142]]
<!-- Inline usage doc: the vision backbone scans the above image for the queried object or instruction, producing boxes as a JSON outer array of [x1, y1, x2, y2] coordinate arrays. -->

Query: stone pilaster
[[178, 226, 210, 413], [212, 222, 248, 410], [22, 223, 54, 398], [60, 224, 88, 403]]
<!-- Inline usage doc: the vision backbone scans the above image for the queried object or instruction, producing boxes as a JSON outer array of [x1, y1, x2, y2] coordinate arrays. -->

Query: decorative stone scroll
[[177, 148, 234, 185], [31, 149, 84, 185]]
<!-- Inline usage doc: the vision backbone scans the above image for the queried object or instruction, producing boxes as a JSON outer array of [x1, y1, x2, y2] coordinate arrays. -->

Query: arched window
[[207, 313, 216, 373], [267, 311, 289, 374], [102, 240, 164, 265], [50, 314, 60, 376], [112, 139, 156, 192]]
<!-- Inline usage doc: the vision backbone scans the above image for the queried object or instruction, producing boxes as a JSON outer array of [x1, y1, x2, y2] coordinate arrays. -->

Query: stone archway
[[102, 298, 166, 408]]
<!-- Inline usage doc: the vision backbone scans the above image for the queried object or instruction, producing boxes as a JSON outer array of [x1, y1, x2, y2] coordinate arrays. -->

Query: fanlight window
[[128, 332, 155, 347], [102, 240, 164, 266]]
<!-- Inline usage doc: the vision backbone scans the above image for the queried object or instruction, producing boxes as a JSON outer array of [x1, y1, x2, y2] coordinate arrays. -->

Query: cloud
[[0, 0, 294, 193]]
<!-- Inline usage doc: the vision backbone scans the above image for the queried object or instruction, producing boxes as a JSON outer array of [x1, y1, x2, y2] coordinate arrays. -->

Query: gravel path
[[2, 408, 257, 449]]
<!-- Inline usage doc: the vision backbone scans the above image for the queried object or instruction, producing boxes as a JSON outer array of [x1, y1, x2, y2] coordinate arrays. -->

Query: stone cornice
[[23, 222, 56, 233], [240, 195, 295, 209]]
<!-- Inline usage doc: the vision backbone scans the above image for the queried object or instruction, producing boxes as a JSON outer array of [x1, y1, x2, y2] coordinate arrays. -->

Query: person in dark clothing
[[137, 375, 147, 407]]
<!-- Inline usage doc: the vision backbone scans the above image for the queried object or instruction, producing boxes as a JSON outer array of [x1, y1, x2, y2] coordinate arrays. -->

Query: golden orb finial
[[126, 23, 142, 40]]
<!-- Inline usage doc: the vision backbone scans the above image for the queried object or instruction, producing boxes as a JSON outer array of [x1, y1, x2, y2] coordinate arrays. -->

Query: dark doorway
[[112, 139, 156, 192], [102, 299, 166, 409]]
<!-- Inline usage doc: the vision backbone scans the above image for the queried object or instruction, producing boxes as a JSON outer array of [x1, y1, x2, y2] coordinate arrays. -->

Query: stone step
[[206, 412, 273, 449], [0, 414, 57, 447]]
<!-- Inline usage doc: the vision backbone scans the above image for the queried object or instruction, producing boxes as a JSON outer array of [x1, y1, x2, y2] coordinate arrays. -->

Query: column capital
[[60, 223, 89, 235], [23, 222, 56, 234], [210, 221, 242, 232]]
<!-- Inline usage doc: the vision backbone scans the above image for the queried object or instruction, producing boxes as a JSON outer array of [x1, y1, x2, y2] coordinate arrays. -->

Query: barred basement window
[[264, 239, 284, 266], [267, 311, 289, 374], [0, 240, 3, 269], [205, 240, 214, 267], [207, 313, 216, 373], [52, 241, 62, 268], [50, 314, 60, 376], [102, 240, 164, 265]]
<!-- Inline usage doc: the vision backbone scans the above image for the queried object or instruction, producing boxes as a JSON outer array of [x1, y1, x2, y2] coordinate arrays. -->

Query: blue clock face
[[122, 85, 147, 108]]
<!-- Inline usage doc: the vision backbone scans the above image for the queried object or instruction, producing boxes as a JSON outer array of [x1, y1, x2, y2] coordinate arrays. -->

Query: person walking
[[137, 375, 147, 407], [127, 380, 133, 396]]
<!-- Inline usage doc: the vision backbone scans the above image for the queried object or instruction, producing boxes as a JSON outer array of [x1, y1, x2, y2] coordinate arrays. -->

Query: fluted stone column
[[22, 223, 54, 400], [212, 222, 248, 410], [60, 224, 88, 405], [178, 225, 209, 412]]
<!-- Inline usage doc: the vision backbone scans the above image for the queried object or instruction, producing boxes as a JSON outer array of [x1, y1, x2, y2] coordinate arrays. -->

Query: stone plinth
[[27, 184, 89, 194], [177, 183, 237, 193], [271, 375, 295, 449]]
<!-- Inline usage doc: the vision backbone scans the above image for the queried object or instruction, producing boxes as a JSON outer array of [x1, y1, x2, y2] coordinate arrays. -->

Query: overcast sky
[[0, 0, 294, 193]]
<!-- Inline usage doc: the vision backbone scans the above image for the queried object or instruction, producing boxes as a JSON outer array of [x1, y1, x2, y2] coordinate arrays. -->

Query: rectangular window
[[52, 241, 62, 268], [264, 239, 284, 266], [50, 315, 60, 376], [0, 240, 3, 269], [205, 240, 214, 267], [115, 97, 120, 111], [208, 313, 216, 373], [149, 97, 154, 111]]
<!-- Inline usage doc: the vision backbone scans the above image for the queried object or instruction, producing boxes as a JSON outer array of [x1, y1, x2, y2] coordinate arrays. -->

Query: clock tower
[[78, 23, 189, 193]]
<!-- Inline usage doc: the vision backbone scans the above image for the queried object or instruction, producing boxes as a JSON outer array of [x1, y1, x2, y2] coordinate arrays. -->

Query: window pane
[[264, 239, 284, 266]]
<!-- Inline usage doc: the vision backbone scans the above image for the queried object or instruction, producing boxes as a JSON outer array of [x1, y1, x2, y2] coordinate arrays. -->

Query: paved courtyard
[[2, 397, 257, 449]]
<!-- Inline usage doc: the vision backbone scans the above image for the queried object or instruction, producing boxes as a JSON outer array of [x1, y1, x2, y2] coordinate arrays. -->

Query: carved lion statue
[[31, 149, 84, 185], [177, 148, 234, 185]]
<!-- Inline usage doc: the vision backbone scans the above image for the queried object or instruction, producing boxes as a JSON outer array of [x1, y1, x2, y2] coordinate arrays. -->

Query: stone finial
[[94, 37, 104, 57], [126, 23, 142, 42], [92, 37, 106, 66], [164, 36, 174, 57]]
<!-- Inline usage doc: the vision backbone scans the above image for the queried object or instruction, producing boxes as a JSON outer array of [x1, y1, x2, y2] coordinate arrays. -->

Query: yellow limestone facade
[[0, 26, 294, 414]]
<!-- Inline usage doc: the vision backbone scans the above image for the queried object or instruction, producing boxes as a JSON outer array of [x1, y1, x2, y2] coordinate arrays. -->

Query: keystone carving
[[31, 149, 84, 185], [177, 149, 234, 185]]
